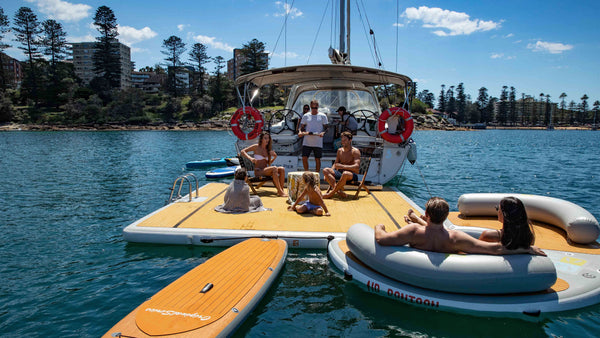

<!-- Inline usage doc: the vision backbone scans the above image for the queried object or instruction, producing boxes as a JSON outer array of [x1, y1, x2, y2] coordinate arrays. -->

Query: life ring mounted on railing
[[230, 106, 264, 140], [377, 107, 414, 143]]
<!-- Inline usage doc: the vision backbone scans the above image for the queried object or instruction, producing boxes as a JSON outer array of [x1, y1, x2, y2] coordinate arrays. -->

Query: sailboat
[[231, 0, 416, 185]]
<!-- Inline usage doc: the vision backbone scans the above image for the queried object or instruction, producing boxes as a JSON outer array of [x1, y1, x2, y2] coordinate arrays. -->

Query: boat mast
[[330, 0, 350, 64]]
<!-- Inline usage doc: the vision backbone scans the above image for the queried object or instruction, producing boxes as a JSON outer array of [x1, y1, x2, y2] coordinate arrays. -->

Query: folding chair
[[353, 156, 372, 199], [237, 155, 273, 195]]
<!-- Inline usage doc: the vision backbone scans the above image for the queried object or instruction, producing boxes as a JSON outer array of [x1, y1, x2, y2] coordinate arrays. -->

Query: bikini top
[[254, 154, 266, 160]]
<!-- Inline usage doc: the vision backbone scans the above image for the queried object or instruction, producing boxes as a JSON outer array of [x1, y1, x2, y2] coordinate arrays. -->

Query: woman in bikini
[[478, 196, 535, 249], [241, 131, 288, 197]]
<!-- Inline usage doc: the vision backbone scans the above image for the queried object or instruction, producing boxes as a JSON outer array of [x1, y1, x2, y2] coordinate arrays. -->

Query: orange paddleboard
[[103, 238, 287, 337]]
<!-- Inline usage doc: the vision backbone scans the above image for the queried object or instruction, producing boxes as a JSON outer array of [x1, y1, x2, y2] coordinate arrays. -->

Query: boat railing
[[166, 173, 199, 204]]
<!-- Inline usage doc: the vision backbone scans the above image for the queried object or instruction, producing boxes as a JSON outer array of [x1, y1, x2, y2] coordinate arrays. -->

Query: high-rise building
[[71, 41, 132, 89]]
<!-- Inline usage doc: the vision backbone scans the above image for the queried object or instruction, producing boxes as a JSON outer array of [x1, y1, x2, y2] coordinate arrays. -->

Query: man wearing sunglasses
[[299, 100, 328, 172]]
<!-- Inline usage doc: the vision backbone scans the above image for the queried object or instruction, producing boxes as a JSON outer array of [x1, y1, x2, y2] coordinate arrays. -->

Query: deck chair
[[237, 155, 273, 195], [352, 156, 372, 199]]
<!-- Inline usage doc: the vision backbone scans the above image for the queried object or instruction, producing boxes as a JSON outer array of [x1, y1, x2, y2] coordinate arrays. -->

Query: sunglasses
[[311, 106, 318, 109], [495, 205, 500, 211]]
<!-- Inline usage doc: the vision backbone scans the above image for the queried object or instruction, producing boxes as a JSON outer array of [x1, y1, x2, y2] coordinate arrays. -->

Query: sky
[[2, 0, 599, 105]]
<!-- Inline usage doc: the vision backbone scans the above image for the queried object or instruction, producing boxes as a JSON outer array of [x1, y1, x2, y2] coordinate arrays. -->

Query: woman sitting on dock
[[478, 196, 535, 249], [241, 131, 288, 197]]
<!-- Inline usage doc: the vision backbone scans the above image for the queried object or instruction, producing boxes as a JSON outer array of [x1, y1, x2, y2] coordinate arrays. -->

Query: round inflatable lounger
[[458, 193, 600, 244], [346, 223, 557, 295]]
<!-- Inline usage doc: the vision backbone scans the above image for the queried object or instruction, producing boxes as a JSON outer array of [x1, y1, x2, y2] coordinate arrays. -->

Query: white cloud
[[117, 25, 157, 46], [491, 53, 503, 59], [25, 0, 91, 22], [504, 33, 514, 38], [403, 6, 501, 36], [193, 34, 234, 52], [274, 1, 303, 18], [393, 23, 404, 27], [527, 41, 573, 54], [177, 24, 189, 32]]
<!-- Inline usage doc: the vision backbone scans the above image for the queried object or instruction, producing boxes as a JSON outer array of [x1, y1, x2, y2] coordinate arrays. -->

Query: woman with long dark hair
[[479, 196, 535, 249], [241, 131, 287, 197]]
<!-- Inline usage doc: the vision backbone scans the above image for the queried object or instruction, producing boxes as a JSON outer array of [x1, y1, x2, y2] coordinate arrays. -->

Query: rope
[[308, 0, 331, 64], [415, 163, 433, 199]]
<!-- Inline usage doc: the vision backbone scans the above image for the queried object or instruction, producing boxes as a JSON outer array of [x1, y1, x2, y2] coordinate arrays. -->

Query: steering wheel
[[267, 109, 302, 134], [350, 109, 377, 136]]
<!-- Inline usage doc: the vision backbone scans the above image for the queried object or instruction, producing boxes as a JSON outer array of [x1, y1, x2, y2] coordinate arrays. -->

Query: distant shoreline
[[0, 122, 594, 132]]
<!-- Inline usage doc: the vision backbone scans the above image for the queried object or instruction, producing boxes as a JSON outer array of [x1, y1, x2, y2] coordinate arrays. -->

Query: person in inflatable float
[[478, 196, 535, 249], [374, 197, 545, 256]]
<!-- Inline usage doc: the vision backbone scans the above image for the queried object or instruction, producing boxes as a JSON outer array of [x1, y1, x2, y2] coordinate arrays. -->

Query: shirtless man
[[375, 197, 546, 256], [323, 131, 360, 199]]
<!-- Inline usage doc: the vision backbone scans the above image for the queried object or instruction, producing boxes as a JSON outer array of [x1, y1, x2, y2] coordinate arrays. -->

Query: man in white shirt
[[299, 100, 328, 172]]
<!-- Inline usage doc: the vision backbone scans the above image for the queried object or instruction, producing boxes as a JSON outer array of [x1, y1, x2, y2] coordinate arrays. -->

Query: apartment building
[[0, 52, 23, 89], [71, 40, 132, 89]]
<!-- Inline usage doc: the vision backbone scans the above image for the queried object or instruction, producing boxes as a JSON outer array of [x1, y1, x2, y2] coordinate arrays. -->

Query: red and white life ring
[[377, 107, 414, 143], [230, 106, 264, 140]]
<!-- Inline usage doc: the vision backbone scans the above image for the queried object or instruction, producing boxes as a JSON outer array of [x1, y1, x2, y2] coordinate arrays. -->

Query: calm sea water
[[1, 130, 599, 337]]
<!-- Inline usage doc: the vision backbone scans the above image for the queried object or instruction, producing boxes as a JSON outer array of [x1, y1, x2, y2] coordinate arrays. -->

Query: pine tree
[[13, 7, 43, 102], [240, 39, 268, 75], [509, 87, 516, 125], [0, 7, 10, 90], [437, 84, 446, 112], [476, 87, 489, 123], [162, 35, 186, 96], [456, 83, 466, 123], [92, 6, 121, 89], [189, 43, 209, 95]]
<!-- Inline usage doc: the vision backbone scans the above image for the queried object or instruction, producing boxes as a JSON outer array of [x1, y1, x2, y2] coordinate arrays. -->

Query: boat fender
[[407, 139, 417, 164], [378, 107, 414, 143], [458, 193, 600, 244], [231, 106, 264, 140]]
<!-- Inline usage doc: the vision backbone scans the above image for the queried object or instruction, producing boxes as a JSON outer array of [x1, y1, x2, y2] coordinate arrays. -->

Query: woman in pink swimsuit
[[241, 131, 287, 197]]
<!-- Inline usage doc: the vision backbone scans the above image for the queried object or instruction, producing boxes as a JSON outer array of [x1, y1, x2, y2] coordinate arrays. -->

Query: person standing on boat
[[214, 168, 270, 213], [299, 100, 328, 172], [323, 131, 360, 199], [241, 131, 288, 197], [374, 197, 545, 255], [478, 197, 535, 249]]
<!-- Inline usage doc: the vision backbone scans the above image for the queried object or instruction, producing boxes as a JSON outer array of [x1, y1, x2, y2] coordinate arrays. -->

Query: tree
[[497, 86, 508, 125], [559, 92, 567, 124], [446, 85, 456, 116], [418, 89, 435, 109], [456, 83, 466, 123], [592, 100, 599, 128], [0, 7, 10, 90], [162, 35, 186, 96], [41, 19, 68, 105], [13, 7, 43, 103], [189, 42, 209, 95], [437, 84, 446, 112], [209, 55, 234, 114], [476, 87, 489, 123], [240, 38, 268, 76], [508, 87, 516, 125], [545, 94, 551, 126], [580, 94, 589, 123], [92, 6, 121, 89]]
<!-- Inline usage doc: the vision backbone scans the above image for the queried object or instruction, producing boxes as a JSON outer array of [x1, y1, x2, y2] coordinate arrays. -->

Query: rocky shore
[[2, 113, 590, 131]]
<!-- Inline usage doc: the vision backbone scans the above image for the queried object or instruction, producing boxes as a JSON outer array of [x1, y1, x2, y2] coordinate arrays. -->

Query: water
[[0, 130, 599, 337]]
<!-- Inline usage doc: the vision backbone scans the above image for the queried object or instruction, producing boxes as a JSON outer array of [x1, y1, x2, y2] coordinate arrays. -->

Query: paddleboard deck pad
[[206, 166, 238, 179], [103, 238, 287, 337]]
